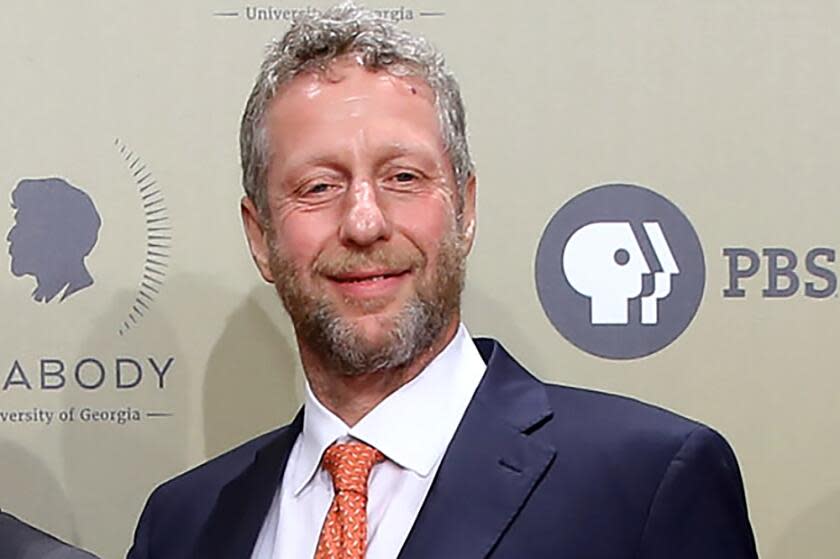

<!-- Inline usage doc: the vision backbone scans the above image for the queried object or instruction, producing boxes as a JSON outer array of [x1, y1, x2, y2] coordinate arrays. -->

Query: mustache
[[313, 245, 424, 276]]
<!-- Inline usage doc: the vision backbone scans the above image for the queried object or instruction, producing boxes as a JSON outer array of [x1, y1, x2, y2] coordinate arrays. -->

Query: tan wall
[[1, 1, 837, 557]]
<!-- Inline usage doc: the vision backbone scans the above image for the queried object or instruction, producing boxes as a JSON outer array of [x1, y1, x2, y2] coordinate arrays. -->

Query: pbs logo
[[535, 184, 705, 359]]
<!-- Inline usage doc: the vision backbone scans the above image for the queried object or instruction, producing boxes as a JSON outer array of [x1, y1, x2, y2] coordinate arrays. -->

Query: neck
[[299, 316, 460, 426], [61, 266, 94, 301], [32, 263, 94, 303]]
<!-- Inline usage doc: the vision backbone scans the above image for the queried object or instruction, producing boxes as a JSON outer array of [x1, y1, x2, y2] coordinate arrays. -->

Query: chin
[[337, 289, 407, 317], [9, 261, 26, 277], [350, 312, 400, 342]]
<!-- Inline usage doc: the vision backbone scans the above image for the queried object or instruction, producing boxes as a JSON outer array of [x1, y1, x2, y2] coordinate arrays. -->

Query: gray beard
[[300, 289, 447, 375], [268, 229, 466, 376]]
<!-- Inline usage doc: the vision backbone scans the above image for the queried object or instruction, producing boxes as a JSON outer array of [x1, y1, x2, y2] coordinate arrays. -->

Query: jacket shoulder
[[477, 337, 713, 455], [128, 423, 298, 559], [149, 425, 290, 508], [545, 383, 703, 435], [539, 382, 729, 473]]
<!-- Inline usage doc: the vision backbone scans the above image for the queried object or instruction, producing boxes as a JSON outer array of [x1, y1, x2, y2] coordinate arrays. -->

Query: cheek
[[391, 195, 457, 255], [270, 211, 334, 266]]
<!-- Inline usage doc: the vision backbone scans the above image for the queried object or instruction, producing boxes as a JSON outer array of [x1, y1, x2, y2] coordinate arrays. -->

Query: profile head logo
[[535, 184, 705, 359], [7, 177, 102, 303]]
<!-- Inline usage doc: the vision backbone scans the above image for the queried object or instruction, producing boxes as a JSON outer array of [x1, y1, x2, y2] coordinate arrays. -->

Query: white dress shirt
[[251, 324, 487, 559]]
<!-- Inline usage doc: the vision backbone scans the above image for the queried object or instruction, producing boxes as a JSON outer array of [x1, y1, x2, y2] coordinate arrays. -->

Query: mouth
[[330, 269, 409, 282], [326, 269, 412, 297]]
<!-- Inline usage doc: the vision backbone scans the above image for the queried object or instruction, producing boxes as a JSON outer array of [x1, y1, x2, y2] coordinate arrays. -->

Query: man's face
[[242, 58, 476, 374]]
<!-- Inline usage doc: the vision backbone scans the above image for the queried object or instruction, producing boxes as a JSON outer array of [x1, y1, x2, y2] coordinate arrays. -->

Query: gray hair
[[239, 1, 473, 213]]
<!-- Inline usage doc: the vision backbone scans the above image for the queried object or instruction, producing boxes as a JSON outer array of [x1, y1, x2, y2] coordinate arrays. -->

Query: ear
[[241, 196, 275, 283], [460, 173, 477, 254]]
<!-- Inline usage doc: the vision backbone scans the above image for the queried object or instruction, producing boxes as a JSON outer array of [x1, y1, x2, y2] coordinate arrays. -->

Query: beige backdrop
[[1, 1, 838, 557]]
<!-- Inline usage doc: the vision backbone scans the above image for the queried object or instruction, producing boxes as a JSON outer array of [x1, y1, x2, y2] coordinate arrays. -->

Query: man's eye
[[393, 172, 417, 183], [306, 183, 332, 195]]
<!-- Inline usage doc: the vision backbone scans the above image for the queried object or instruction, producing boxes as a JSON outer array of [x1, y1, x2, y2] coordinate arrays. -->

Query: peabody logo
[[535, 184, 705, 359], [8, 177, 102, 303], [2, 141, 176, 423], [6, 140, 172, 335]]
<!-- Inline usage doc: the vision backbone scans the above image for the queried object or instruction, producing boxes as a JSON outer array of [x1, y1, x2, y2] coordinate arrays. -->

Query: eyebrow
[[376, 144, 424, 161], [286, 154, 342, 171], [284, 143, 439, 174], [371, 142, 443, 170]]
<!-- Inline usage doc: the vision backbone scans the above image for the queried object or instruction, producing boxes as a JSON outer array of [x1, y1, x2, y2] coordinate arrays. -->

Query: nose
[[6, 225, 16, 243], [338, 178, 392, 247]]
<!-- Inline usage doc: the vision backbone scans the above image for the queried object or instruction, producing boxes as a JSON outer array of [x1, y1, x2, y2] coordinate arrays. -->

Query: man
[[0, 510, 99, 559], [128, 3, 758, 558]]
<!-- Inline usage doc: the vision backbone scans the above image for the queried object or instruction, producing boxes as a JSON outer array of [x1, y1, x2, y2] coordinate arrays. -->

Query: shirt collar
[[290, 323, 486, 495]]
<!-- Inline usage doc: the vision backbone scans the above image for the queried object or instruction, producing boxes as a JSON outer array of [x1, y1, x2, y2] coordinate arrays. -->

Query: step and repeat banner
[[1, 1, 838, 557]]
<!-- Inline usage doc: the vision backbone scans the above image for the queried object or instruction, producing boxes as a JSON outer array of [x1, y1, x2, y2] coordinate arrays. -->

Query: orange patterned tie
[[314, 441, 385, 559]]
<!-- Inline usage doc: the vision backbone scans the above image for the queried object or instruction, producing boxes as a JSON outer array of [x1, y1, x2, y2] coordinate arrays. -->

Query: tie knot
[[322, 441, 384, 495]]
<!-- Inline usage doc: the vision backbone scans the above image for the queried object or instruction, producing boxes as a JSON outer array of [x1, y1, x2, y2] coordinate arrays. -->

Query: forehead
[[265, 58, 444, 154], [281, 55, 436, 101]]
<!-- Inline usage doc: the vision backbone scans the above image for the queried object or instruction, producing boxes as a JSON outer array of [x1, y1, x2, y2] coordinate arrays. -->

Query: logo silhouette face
[[563, 221, 680, 325], [536, 184, 704, 359], [7, 177, 102, 303]]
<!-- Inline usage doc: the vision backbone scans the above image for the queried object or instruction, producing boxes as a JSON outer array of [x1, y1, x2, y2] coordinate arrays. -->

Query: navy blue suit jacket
[[128, 338, 758, 558]]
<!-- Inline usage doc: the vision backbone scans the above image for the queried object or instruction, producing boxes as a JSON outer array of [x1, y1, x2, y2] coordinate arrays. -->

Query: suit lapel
[[193, 411, 303, 559], [398, 339, 557, 559]]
